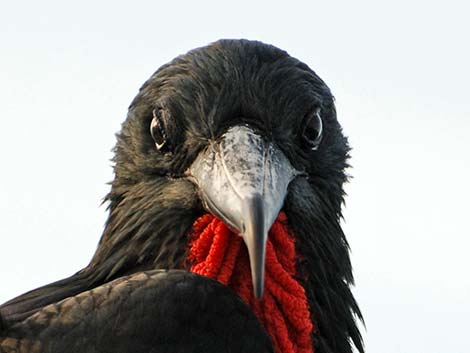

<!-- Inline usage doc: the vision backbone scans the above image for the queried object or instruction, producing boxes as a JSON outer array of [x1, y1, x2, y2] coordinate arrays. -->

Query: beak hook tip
[[254, 280, 265, 300]]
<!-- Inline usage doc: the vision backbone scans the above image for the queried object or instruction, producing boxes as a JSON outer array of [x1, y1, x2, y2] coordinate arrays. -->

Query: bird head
[[92, 39, 361, 353]]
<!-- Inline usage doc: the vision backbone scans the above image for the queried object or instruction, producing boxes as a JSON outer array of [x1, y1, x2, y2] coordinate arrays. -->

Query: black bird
[[0, 40, 363, 353]]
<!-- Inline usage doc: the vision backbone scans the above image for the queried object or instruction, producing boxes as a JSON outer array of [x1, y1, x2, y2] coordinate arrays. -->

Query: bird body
[[1, 271, 272, 353], [1, 39, 363, 353]]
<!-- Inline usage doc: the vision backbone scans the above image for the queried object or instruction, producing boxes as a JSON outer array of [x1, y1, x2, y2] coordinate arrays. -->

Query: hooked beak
[[187, 125, 299, 299]]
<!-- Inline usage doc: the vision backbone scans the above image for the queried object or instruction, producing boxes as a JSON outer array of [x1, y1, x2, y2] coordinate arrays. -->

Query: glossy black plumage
[[1, 39, 363, 353], [1, 271, 272, 353]]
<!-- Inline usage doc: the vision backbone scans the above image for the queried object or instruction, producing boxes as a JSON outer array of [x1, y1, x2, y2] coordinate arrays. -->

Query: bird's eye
[[302, 108, 323, 150], [150, 109, 167, 150]]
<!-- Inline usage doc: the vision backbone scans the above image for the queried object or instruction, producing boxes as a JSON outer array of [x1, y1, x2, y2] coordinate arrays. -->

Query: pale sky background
[[1, 1, 469, 352]]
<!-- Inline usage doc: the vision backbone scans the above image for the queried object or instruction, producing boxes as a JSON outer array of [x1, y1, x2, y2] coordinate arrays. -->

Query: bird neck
[[187, 212, 315, 353]]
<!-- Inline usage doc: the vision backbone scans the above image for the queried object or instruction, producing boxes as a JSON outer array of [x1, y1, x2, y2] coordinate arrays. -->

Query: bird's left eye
[[302, 108, 323, 150], [150, 109, 167, 151]]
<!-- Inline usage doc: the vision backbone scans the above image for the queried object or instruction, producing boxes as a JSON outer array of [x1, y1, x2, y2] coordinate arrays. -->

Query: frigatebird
[[0, 39, 363, 353]]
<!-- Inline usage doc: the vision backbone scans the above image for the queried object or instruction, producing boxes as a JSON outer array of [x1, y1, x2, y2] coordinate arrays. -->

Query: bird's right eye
[[150, 109, 167, 151], [302, 108, 323, 151]]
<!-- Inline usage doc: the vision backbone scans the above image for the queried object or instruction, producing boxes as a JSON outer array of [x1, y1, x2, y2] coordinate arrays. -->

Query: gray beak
[[187, 125, 299, 299]]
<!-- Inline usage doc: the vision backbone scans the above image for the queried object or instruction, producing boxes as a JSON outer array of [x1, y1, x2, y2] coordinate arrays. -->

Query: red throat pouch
[[188, 212, 314, 353]]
